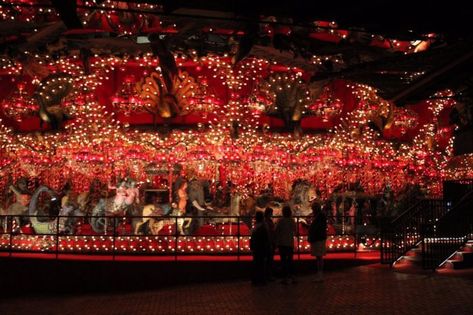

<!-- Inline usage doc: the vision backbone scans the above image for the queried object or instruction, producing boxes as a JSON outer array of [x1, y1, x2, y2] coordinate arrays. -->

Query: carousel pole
[[168, 156, 177, 257], [3, 173, 11, 235]]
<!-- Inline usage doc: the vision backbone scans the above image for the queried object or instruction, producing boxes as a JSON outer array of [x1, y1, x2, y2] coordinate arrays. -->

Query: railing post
[[112, 217, 116, 261], [56, 214, 60, 259], [421, 237, 426, 269], [297, 217, 301, 260], [9, 216, 12, 257], [104, 214, 108, 236], [354, 216, 357, 258], [175, 216, 178, 261], [3, 214, 7, 234], [237, 215, 240, 261]]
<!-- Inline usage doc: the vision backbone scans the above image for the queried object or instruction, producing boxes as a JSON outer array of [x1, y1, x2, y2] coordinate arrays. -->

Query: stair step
[[393, 257, 423, 269], [441, 251, 473, 269], [461, 245, 473, 252], [447, 259, 473, 269], [404, 249, 422, 257], [460, 252, 473, 263], [442, 260, 456, 269], [401, 254, 422, 262]]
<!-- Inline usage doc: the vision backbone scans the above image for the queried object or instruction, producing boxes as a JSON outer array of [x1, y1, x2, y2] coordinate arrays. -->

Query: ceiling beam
[[389, 47, 473, 105]]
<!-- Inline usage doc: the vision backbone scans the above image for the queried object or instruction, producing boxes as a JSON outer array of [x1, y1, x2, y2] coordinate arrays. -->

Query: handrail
[[381, 199, 447, 265], [421, 190, 473, 269], [391, 198, 425, 225]]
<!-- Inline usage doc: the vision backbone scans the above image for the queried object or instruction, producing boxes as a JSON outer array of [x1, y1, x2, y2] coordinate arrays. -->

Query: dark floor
[[1, 264, 472, 315], [0, 251, 379, 296]]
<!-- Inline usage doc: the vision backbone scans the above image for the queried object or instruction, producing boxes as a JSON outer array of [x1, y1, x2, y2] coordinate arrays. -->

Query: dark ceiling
[[1, 0, 473, 108], [129, 0, 473, 39]]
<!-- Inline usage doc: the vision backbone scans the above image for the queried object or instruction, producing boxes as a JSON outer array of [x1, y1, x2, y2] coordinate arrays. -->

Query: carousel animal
[[134, 204, 188, 235], [90, 179, 138, 233], [28, 186, 83, 234], [288, 179, 317, 216], [6, 179, 31, 216], [2, 179, 32, 230]]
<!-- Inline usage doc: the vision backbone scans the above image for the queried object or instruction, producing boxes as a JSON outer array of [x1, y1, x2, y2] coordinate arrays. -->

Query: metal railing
[[0, 214, 380, 259], [380, 199, 447, 265], [421, 190, 473, 269]]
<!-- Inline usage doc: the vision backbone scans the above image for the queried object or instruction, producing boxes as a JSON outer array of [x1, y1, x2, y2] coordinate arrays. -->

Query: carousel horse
[[2, 180, 32, 231], [289, 179, 317, 216], [134, 204, 187, 235], [28, 185, 83, 234], [6, 182, 31, 216], [91, 180, 131, 233]]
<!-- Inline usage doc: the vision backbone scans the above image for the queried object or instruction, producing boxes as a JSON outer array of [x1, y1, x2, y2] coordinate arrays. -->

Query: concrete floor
[[1, 264, 473, 315]]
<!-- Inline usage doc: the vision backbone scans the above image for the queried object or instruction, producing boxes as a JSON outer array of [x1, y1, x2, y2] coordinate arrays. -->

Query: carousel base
[[0, 233, 380, 256], [0, 251, 379, 296]]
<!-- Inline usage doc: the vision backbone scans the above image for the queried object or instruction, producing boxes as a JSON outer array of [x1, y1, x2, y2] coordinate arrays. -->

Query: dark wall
[[453, 128, 473, 156], [443, 180, 473, 205]]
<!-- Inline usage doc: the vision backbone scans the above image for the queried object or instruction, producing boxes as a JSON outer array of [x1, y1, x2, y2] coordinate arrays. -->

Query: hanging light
[[1, 83, 38, 122], [111, 75, 140, 115]]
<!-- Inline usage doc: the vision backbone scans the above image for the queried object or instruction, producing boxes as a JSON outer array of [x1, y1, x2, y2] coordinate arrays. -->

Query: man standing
[[308, 203, 327, 282], [264, 207, 276, 281]]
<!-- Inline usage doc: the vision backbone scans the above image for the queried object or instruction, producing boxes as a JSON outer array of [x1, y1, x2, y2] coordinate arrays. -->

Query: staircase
[[380, 199, 446, 265], [393, 240, 473, 271], [382, 185, 473, 270], [439, 240, 473, 270], [391, 242, 424, 270]]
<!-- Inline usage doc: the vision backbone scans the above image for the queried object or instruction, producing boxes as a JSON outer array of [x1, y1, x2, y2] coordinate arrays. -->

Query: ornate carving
[[135, 71, 198, 118]]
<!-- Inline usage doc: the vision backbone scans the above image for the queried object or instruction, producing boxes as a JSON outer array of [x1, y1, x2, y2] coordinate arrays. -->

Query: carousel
[[0, 1, 471, 256]]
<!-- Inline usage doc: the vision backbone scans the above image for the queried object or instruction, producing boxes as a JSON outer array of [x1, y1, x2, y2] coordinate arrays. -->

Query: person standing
[[264, 207, 276, 281], [250, 211, 270, 286], [275, 205, 297, 284], [308, 203, 327, 282]]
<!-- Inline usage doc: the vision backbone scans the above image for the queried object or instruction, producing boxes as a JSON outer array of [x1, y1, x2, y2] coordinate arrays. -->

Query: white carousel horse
[[134, 204, 191, 236]]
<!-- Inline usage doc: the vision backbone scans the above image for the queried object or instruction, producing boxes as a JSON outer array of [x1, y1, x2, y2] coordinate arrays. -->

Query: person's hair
[[264, 207, 273, 217], [255, 211, 264, 223], [311, 202, 322, 214], [282, 205, 292, 218], [178, 181, 187, 189]]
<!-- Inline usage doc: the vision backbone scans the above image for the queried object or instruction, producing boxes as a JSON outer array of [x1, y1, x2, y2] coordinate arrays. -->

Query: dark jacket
[[308, 212, 327, 243], [250, 223, 270, 254], [265, 218, 276, 249]]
